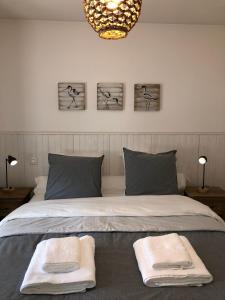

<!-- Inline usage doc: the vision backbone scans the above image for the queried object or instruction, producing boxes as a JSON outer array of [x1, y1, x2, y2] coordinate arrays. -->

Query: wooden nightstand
[[0, 187, 33, 220], [185, 186, 225, 220]]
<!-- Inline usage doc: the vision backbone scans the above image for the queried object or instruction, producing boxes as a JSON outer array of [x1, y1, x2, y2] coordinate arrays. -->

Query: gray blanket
[[0, 215, 225, 300], [1, 215, 225, 237]]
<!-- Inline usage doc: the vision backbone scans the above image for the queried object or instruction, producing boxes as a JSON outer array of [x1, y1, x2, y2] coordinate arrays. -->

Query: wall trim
[[0, 131, 225, 136]]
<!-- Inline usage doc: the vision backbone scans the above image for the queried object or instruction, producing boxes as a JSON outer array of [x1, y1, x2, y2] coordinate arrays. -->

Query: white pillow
[[34, 173, 186, 196], [177, 173, 186, 193], [102, 176, 125, 196], [34, 176, 48, 195]]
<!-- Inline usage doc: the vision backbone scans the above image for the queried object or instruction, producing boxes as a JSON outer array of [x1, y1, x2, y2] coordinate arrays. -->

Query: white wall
[[0, 20, 225, 133]]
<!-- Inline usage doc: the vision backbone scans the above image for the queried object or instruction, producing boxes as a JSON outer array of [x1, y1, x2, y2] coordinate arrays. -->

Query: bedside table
[[185, 186, 225, 220], [0, 187, 33, 220]]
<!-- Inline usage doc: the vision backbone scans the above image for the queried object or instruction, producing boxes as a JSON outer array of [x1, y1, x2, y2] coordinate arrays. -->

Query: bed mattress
[[0, 194, 225, 300]]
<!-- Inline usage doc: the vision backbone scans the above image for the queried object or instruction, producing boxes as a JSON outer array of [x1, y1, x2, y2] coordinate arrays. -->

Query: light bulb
[[10, 160, 18, 166], [198, 156, 207, 165], [106, 0, 121, 10]]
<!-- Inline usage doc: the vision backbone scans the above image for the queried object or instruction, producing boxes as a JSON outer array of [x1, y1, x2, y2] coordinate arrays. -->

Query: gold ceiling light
[[84, 0, 142, 40]]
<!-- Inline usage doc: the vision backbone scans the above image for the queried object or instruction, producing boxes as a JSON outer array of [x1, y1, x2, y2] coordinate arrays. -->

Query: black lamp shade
[[7, 155, 18, 166]]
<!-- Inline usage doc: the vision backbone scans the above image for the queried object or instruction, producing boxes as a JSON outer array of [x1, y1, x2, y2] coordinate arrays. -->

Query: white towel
[[133, 236, 213, 287], [20, 235, 96, 295], [42, 237, 80, 273], [143, 233, 192, 270]]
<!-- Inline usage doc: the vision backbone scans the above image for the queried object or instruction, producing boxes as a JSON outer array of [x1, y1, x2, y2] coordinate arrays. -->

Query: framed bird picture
[[134, 84, 160, 111], [97, 83, 123, 111], [58, 82, 86, 111]]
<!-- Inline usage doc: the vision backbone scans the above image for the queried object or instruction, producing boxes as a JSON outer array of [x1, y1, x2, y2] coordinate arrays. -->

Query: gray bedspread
[[1, 215, 225, 237], [0, 215, 225, 300]]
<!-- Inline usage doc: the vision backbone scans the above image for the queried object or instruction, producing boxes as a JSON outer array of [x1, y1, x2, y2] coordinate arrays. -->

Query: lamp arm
[[202, 164, 206, 189], [5, 158, 8, 189]]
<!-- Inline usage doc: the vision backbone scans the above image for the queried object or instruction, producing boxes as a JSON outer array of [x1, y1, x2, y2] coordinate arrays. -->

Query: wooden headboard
[[0, 132, 224, 189]]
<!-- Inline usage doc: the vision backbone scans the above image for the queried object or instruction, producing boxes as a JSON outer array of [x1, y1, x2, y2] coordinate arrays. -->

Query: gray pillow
[[123, 148, 178, 196], [45, 153, 104, 200]]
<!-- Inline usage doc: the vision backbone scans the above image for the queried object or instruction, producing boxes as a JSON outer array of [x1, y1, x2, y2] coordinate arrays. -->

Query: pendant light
[[84, 0, 142, 40]]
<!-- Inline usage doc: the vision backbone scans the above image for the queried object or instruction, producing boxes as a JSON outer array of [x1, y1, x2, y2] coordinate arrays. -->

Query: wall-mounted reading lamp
[[198, 156, 208, 193], [3, 155, 18, 191]]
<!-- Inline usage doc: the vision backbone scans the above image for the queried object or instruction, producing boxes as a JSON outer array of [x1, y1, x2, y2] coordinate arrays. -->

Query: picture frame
[[134, 84, 160, 111], [97, 83, 123, 111], [58, 82, 86, 111]]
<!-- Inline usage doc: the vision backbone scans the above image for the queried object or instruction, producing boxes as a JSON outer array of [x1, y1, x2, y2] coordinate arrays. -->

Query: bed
[[1, 148, 225, 300], [0, 191, 225, 300]]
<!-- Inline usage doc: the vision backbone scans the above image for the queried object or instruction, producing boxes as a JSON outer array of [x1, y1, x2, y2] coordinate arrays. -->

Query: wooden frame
[[97, 83, 124, 111], [58, 82, 86, 111], [134, 84, 160, 111]]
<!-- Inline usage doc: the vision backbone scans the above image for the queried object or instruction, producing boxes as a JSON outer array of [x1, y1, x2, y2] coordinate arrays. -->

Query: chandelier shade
[[84, 0, 142, 40]]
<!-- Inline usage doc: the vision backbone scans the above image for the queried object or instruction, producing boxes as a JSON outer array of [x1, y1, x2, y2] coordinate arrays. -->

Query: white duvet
[[0, 195, 223, 225]]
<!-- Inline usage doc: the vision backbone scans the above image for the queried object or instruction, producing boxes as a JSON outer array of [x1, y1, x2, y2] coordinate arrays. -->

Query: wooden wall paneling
[[126, 134, 152, 152], [0, 134, 6, 187], [23, 134, 39, 186], [151, 134, 200, 185], [199, 135, 225, 189], [35, 134, 49, 176], [79, 134, 99, 152], [48, 135, 74, 154], [97, 134, 110, 175], [0, 132, 225, 189], [109, 134, 128, 175], [78, 134, 110, 175], [73, 135, 81, 152]]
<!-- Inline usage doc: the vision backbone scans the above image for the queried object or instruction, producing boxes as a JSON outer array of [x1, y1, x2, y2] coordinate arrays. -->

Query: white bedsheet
[[30, 191, 124, 202], [1, 195, 222, 225]]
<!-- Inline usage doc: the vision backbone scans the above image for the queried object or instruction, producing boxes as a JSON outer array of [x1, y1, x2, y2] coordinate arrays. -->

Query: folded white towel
[[143, 233, 192, 270], [134, 236, 213, 287], [20, 235, 96, 295], [42, 237, 80, 273]]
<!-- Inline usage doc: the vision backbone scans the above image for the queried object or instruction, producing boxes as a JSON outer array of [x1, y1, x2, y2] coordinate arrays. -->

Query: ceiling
[[0, 0, 224, 25]]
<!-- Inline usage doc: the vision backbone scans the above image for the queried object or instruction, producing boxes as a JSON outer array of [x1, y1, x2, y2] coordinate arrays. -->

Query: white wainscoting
[[0, 132, 225, 189]]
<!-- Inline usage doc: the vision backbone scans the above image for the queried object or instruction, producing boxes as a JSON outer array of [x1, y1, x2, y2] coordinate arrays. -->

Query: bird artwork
[[141, 85, 159, 111], [134, 84, 160, 111], [97, 83, 123, 111], [58, 83, 85, 111], [99, 88, 120, 110], [64, 85, 80, 109]]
